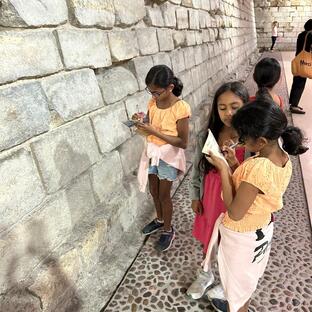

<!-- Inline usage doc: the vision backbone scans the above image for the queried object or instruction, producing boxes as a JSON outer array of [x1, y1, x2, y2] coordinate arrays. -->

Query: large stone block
[[97, 67, 139, 104], [108, 30, 139, 62], [64, 173, 96, 227], [118, 135, 145, 176], [136, 28, 159, 55], [182, 0, 193, 7], [41, 69, 103, 122], [145, 6, 164, 27], [56, 28, 111, 69], [114, 0, 145, 26], [0, 148, 45, 232], [183, 46, 196, 69], [188, 9, 200, 29], [125, 91, 150, 117], [160, 2, 177, 28], [28, 246, 81, 312], [171, 49, 186, 74], [91, 103, 131, 154], [152, 52, 172, 68], [129, 56, 154, 90], [0, 190, 72, 293], [0, 0, 68, 27], [173, 30, 186, 47], [176, 7, 189, 29], [194, 45, 203, 65], [0, 81, 50, 151], [0, 30, 62, 84], [185, 30, 196, 46], [30, 118, 101, 193], [157, 28, 174, 52], [68, 0, 115, 28], [90, 151, 124, 203], [180, 70, 193, 97]]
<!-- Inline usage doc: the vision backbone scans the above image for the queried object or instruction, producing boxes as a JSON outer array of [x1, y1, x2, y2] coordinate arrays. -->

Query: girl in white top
[[271, 21, 278, 51]]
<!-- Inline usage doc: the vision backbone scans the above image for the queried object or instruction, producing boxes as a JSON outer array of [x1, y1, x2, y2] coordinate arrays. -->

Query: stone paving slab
[[103, 52, 312, 312]]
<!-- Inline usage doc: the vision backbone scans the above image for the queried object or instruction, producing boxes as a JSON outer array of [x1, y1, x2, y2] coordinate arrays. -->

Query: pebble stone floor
[[104, 52, 312, 312]]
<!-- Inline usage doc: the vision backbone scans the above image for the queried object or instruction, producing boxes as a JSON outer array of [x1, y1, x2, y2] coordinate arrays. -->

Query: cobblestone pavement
[[103, 52, 312, 312]]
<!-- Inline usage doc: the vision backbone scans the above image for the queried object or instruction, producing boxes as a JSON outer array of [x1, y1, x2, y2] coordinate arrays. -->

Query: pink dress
[[192, 148, 245, 253]]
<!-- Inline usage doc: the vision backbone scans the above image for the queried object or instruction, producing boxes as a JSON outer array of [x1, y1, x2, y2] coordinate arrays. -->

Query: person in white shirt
[[270, 21, 278, 51]]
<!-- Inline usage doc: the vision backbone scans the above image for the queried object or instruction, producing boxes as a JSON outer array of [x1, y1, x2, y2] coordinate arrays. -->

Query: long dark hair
[[253, 57, 281, 101], [198, 81, 249, 173], [304, 19, 312, 31], [145, 65, 183, 96], [232, 100, 306, 156]]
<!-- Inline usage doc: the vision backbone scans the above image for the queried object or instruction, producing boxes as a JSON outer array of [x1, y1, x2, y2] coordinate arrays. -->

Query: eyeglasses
[[145, 87, 166, 97]]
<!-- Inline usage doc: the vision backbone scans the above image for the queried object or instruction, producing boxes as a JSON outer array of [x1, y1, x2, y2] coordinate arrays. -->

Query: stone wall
[[0, 0, 257, 311], [254, 0, 312, 51]]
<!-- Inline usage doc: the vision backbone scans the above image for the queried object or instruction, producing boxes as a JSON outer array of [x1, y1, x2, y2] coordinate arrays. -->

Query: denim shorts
[[148, 159, 178, 181]]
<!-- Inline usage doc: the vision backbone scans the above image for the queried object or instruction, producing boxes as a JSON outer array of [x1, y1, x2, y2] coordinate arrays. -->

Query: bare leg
[[148, 174, 162, 221], [158, 179, 173, 231], [237, 298, 250, 312]]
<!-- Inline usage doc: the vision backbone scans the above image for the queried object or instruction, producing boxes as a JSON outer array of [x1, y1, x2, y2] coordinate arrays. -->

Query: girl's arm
[[136, 117, 189, 149], [208, 153, 259, 221]]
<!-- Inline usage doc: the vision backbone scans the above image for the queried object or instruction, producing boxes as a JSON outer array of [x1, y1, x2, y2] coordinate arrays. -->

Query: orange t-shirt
[[147, 99, 191, 145], [222, 156, 292, 232]]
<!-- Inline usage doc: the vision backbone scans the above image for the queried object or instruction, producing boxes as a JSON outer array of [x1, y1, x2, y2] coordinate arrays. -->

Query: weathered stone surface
[[129, 56, 154, 90], [0, 0, 68, 27], [29, 247, 81, 312], [56, 28, 112, 69], [114, 0, 145, 26], [188, 9, 200, 29], [41, 69, 103, 122], [173, 30, 186, 47], [171, 49, 186, 74], [183, 46, 196, 69], [118, 135, 145, 176], [195, 30, 203, 44], [194, 45, 203, 65], [68, 0, 115, 28], [90, 151, 124, 203], [199, 10, 208, 28], [125, 91, 150, 117], [0, 30, 62, 84], [170, 0, 181, 4], [145, 6, 164, 27], [179, 70, 193, 96], [64, 173, 96, 227], [160, 2, 177, 28], [0, 190, 72, 292], [108, 30, 139, 62], [181, 0, 193, 7], [136, 28, 159, 55], [91, 103, 131, 154], [0, 81, 50, 151], [0, 148, 45, 232], [185, 30, 196, 45], [176, 7, 189, 29], [97, 67, 139, 104], [157, 28, 174, 51], [152, 52, 172, 68], [30, 118, 101, 193], [0, 287, 41, 312]]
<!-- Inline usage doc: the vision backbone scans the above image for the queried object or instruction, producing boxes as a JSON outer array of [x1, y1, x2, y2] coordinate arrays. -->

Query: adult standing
[[270, 21, 278, 51], [289, 19, 312, 114]]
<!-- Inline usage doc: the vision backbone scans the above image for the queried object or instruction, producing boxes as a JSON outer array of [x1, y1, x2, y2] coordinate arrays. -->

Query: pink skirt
[[192, 170, 225, 253], [192, 148, 245, 253]]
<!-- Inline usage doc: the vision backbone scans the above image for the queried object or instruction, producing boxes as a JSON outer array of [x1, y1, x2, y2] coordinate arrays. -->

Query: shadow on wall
[[0, 208, 83, 311]]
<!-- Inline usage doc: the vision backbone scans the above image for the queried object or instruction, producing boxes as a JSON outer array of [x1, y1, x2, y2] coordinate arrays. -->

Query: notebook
[[202, 129, 228, 166]]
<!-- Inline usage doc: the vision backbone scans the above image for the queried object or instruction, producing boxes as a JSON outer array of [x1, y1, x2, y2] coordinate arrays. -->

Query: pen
[[228, 142, 239, 149]]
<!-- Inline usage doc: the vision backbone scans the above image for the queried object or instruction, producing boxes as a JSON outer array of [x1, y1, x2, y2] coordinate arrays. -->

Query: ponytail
[[281, 126, 308, 155], [172, 76, 183, 96], [255, 86, 272, 102]]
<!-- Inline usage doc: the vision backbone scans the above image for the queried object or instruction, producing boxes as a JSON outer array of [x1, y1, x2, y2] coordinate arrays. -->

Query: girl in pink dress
[[187, 82, 249, 300]]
